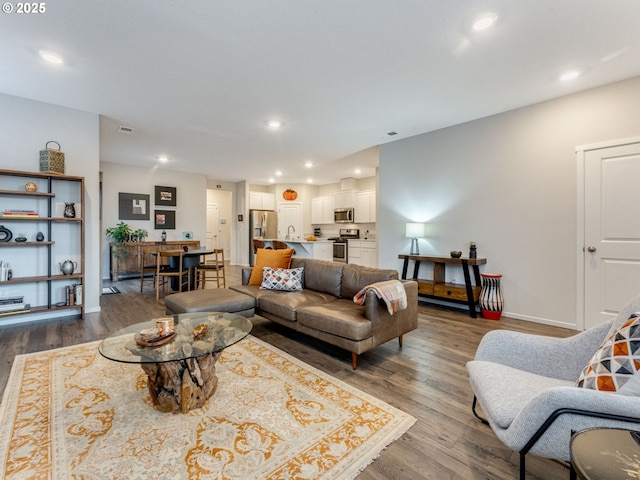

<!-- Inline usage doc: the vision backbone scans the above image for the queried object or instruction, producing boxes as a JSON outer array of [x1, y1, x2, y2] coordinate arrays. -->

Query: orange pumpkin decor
[[283, 188, 298, 201]]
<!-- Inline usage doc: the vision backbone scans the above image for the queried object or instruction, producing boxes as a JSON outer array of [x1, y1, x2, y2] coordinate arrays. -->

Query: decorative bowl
[[450, 250, 462, 258]]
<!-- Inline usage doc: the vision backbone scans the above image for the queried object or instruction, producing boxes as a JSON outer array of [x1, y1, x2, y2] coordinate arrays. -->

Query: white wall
[[0, 93, 100, 320], [379, 76, 640, 329], [100, 162, 207, 278]]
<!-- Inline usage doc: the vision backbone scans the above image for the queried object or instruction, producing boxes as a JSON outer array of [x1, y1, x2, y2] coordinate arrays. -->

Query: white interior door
[[278, 202, 302, 240], [581, 139, 640, 330], [206, 203, 219, 250]]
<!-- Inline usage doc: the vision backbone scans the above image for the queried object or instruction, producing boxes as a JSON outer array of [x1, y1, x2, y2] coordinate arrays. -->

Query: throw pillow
[[576, 312, 640, 395], [260, 267, 304, 291], [248, 248, 294, 285]]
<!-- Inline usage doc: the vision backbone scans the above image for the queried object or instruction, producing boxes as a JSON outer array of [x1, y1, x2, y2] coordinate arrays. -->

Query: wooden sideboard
[[398, 254, 486, 318], [110, 241, 201, 281]]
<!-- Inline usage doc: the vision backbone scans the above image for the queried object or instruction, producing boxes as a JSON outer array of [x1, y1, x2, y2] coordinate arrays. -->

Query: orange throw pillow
[[249, 248, 294, 285]]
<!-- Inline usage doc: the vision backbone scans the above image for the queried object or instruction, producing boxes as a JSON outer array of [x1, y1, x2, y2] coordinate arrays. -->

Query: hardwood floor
[[0, 265, 575, 479]]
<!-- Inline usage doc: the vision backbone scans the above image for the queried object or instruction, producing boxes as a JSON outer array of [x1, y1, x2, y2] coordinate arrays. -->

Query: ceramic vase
[[63, 202, 76, 218], [480, 273, 503, 320]]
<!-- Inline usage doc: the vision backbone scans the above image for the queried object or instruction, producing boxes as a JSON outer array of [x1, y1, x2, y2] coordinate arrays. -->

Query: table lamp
[[406, 223, 425, 255]]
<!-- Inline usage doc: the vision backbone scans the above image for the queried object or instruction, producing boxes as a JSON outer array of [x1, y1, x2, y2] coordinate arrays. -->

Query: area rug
[[0, 336, 415, 479], [101, 286, 121, 295]]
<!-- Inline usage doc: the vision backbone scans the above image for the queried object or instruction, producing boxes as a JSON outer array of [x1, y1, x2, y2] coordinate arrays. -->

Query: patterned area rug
[[0, 337, 415, 479]]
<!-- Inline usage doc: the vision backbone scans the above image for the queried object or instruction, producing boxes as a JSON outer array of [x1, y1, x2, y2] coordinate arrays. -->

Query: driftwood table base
[[141, 351, 221, 413]]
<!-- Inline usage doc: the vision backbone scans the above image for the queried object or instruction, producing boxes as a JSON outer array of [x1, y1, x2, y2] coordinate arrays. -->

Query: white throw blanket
[[353, 279, 407, 315]]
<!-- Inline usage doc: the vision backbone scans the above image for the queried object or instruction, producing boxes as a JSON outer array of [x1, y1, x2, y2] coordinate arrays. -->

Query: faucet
[[286, 225, 295, 240]]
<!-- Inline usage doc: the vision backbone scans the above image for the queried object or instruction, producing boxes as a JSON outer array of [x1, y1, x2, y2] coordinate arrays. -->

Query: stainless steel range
[[329, 228, 359, 263]]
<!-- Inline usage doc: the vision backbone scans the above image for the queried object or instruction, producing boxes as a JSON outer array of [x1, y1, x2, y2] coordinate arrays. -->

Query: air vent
[[117, 125, 134, 135], [387, 131, 398, 136]]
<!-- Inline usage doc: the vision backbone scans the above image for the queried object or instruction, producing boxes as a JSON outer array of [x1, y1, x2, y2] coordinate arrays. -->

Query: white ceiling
[[2, 1, 640, 185]]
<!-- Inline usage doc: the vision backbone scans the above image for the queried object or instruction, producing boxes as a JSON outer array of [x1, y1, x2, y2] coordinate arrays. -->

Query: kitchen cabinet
[[249, 191, 275, 211], [334, 189, 355, 208], [355, 190, 376, 223], [0, 169, 84, 319], [311, 195, 335, 224], [348, 240, 377, 267]]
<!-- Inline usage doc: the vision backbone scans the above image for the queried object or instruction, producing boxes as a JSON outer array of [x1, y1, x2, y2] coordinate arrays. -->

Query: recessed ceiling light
[[268, 177, 275, 183], [305, 161, 313, 168], [275, 170, 283, 176], [39, 50, 64, 65], [559, 70, 580, 81], [472, 13, 497, 31], [158, 155, 168, 163], [354, 168, 362, 175], [307, 178, 313, 183], [267, 120, 283, 129]]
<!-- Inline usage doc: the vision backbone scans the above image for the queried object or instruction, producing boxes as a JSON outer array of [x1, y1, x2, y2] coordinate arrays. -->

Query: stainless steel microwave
[[334, 208, 354, 223]]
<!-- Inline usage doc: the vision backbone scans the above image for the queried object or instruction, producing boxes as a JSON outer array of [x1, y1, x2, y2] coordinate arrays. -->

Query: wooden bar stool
[[195, 249, 226, 289]]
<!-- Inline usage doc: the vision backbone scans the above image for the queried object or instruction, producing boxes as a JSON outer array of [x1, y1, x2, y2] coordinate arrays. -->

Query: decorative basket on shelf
[[39, 141, 65, 174]]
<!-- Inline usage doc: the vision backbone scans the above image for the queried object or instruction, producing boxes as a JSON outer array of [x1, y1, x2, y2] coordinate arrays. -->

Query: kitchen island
[[260, 239, 333, 261]]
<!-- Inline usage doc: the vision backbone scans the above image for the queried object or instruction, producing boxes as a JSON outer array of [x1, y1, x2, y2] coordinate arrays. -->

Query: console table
[[398, 254, 486, 318]]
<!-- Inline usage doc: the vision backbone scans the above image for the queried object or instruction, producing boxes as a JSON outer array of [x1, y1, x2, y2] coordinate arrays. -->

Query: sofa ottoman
[[164, 288, 256, 317]]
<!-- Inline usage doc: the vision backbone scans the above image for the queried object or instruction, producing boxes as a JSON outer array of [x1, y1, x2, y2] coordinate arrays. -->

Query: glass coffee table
[[99, 311, 252, 413]]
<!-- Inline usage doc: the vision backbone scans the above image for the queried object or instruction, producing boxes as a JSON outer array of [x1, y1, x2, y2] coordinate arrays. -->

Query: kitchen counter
[[259, 239, 333, 261]]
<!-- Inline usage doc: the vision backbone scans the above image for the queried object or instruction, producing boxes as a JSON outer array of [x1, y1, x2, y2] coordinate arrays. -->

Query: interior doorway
[[577, 137, 640, 330], [206, 189, 232, 260]]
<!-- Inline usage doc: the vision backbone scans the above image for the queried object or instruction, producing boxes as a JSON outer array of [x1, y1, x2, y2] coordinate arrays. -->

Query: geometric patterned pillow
[[260, 267, 304, 291], [576, 312, 640, 395]]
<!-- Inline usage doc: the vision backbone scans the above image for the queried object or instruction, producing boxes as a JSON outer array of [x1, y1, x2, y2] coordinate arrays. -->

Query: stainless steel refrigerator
[[249, 209, 278, 266]]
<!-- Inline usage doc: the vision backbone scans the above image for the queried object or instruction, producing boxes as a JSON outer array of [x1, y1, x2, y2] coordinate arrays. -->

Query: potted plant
[[133, 228, 148, 242], [106, 222, 132, 259], [106, 221, 132, 243]]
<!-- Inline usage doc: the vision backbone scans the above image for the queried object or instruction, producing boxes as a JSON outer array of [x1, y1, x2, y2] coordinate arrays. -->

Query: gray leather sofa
[[229, 257, 418, 369]]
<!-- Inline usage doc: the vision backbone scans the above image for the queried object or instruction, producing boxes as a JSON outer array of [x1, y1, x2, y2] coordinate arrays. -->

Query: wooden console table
[[110, 240, 201, 281], [398, 254, 486, 318]]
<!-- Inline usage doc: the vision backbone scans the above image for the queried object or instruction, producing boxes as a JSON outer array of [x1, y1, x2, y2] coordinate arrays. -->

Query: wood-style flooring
[[0, 265, 575, 479]]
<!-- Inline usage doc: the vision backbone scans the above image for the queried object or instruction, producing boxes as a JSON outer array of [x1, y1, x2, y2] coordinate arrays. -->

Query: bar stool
[[195, 249, 226, 288], [155, 250, 190, 300]]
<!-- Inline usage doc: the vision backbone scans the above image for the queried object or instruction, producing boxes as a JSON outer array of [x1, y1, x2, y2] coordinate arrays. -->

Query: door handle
[[587, 246, 597, 253]]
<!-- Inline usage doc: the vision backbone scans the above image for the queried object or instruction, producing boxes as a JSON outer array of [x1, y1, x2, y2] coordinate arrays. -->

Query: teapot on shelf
[[59, 260, 77, 275]]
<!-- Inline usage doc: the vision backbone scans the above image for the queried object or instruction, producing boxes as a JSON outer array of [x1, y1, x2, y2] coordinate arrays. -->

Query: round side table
[[571, 428, 640, 479]]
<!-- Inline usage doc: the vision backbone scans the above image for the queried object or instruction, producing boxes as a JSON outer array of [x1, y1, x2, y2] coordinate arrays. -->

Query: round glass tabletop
[[98, 311, 252, 364]]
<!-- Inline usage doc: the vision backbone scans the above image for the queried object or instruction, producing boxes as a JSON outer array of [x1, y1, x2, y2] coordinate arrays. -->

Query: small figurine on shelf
[[63, 202, 76, 218], [161, 230, 167, 242], [469, 242, 477, 259]]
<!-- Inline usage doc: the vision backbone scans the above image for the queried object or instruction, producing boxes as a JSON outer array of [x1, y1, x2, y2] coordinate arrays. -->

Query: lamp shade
[[405, 223, 426, 238]]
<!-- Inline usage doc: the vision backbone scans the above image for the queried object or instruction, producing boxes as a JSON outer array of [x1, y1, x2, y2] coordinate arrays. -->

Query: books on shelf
[[0, 302, 26, 312], [0, 295, 28, 314], [0, 261, 13, 281], [0, 295, 23, 305], [2, 209, 39, 217], [0, 304, 31, 316]]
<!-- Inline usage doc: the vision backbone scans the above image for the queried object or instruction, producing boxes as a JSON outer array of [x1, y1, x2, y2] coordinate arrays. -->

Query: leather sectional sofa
[[229, 257, 418, 369]]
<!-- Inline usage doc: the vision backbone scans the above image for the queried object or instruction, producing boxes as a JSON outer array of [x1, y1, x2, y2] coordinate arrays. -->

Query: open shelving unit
[[0, 169, 84, 319]]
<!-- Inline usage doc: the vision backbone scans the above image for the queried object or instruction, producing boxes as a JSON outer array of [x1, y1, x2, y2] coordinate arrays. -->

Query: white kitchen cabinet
[[354, 190, 376, 223], [249, 192, 275, 210], [334, 189, 355, 208], [348, 240, 377, 267], [311, 195, 335, 224]]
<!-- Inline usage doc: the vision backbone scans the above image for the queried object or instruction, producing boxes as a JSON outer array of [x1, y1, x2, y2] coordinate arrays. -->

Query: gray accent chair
[[466, 294, 640, 479]]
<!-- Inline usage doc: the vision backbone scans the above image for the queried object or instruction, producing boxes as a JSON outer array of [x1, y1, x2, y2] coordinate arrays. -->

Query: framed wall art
[[154, 209, 176, 229], [118, 192, 150, 220], [155, 185, 177, 206]]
